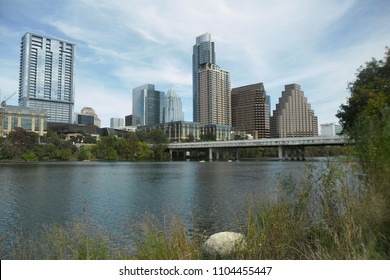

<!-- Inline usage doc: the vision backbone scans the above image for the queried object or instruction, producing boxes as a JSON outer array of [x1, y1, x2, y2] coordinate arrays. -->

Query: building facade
[[321, 122, 342, 136], [18, 33, 75, 123], [193, 33, 231, 126], [271, 84, 318, 138], [77, 114, 94, 125], [80, 107, 101, 127], [0, 105, 47, 137], [132, 84, 164, 126], [231, 83, 270, 139], [137, 121, 231, 142], [163, 90, 184, 123], [110, 117, 124, 129]]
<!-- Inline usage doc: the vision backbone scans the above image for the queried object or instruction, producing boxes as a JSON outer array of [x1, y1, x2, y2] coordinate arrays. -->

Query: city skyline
[[0, 0, 389, 127]]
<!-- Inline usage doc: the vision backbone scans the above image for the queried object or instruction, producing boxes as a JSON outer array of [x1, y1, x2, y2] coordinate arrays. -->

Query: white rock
[[203, 231, 245, 256]]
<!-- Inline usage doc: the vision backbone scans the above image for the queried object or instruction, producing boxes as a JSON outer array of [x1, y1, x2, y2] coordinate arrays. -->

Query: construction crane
[[0, 91, 17, 137], [1, 91, 17, 107]]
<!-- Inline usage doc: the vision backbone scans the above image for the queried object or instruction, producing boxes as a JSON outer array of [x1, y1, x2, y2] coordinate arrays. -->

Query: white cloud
[[1, 0, 389, 126]]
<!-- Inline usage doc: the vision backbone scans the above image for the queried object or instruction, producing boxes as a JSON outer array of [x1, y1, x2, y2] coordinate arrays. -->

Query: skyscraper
[[193, 33, 231, 125], [231, 83, 270, 139], [192, 33, 215, 123], [163, 89, 184, 123], [132, 84, 164, 126], [270, 84, 318, 138], [18, 32, 75, 123]]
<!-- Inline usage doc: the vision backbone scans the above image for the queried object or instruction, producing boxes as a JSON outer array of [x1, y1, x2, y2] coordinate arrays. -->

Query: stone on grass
[[203, 231, 245, 256]]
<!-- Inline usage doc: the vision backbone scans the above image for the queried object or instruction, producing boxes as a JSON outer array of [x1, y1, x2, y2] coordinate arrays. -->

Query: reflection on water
[[0, 160, 315, 254]]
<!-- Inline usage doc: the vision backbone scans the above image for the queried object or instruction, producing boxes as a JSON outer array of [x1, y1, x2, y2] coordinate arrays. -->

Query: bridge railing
[[166, 136, 347, 149]]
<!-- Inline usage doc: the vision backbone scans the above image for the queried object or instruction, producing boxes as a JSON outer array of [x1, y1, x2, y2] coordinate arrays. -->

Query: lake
[[0, 160, 322, 257]]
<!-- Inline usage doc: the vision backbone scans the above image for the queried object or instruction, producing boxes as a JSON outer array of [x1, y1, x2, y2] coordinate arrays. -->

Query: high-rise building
[[164, 89, 184, 123], [110, 117, 124, 129], [271, 84, 318, 138], [132, 84, 164, 126], [18, 33, 75, 123], [193, 33, 231, 125], [231, 83, 270, 139]]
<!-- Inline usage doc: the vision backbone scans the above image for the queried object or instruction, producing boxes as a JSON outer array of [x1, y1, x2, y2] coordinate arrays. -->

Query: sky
[[0, 0, 389, 128]]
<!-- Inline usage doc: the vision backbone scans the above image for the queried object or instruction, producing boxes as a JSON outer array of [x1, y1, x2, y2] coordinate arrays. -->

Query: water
[[0, 160, 315, 255]]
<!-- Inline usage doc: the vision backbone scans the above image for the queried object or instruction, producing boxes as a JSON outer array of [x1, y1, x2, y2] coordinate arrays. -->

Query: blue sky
[[0, 0, 389, 128]]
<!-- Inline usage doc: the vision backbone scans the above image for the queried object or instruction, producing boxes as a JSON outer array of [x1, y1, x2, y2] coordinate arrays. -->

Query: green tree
[[200, 132, 216, 141], [336, 48, 390, 257], [137, 129, 167, 144], [0, 140, 17, 160], [135, 141, 154, 160], [8, 128, 38, 154], [77, 146, 91, 161], [42, 130, 61, 145], [91, 136, 119, 160], [336, 48, 390, 136]]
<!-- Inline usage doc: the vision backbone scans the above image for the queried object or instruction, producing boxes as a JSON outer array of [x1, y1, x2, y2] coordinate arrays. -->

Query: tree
[[8, 128, 38, 152], [336, 48, 390, 136], [336, 48, 390, 256], [200, 132, 216, 141]]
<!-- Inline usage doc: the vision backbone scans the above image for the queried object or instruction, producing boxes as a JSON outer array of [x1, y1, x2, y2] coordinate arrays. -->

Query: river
[[0, 160, 324, 257]]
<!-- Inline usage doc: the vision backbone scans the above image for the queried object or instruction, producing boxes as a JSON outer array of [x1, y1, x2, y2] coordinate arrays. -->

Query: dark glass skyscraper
[[18, 33, 75, 123], [132, 84, 164, 126]]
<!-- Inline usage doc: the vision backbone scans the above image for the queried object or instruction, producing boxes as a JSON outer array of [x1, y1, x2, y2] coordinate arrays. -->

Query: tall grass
[[135, 215, 203, 260], [4, 220, 132, 260], [239, 160, 371, 259]]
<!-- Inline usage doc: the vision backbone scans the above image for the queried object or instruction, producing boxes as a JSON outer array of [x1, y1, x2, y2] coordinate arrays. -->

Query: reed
[[135, 215, 202, 260]]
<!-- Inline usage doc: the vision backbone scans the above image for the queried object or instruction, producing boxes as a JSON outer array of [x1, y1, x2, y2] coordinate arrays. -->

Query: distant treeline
[[0, 128, 171, 161]]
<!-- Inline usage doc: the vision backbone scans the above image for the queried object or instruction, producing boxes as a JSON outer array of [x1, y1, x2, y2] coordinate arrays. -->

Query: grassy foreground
[[1, 158, 388, 260]]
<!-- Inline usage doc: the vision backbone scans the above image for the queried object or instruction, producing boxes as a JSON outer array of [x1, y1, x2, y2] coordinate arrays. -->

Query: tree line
[[0, 128, 171, 161]]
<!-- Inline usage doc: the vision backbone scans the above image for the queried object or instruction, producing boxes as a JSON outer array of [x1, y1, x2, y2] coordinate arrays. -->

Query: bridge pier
[[278, 146, 289, 160], [209, 148, 213, 161], [278, 146, 283, 159]]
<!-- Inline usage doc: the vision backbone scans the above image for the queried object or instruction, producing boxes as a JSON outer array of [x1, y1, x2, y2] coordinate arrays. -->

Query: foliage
[[137, 129, 168, 144], [136, 215, 202, 260], [200, 132, 216, 141], [336, 48, 390, 136], [336, 48, 390, 257]]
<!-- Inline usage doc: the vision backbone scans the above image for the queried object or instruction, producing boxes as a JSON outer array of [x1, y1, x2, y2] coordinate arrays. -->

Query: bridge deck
[[167, 136, 347, 150]]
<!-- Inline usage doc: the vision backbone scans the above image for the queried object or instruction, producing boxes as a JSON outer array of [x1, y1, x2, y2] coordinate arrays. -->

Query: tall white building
[[164, 89, 184, 123], [110, 117, 124, 129], [193, 33, 231, 125], [321, 122, 341, 136], [18, 33, 75, 123]]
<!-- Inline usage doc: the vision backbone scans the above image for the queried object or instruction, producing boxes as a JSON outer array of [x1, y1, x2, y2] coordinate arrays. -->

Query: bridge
[[167, 136, 348, 160]]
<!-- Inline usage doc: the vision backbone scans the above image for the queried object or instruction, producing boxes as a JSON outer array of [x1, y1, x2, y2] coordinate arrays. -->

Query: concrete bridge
[[167, 136, 347, 161]]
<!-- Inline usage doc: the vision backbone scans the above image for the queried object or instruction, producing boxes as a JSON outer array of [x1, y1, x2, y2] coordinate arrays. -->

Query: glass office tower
[[132, 84, 165, 126], [18, 33, 75, 123]]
